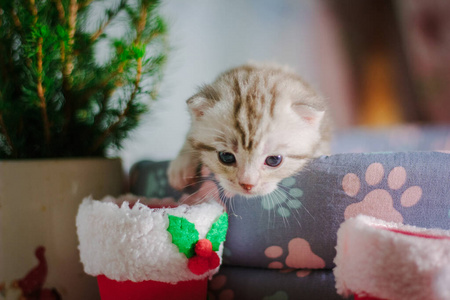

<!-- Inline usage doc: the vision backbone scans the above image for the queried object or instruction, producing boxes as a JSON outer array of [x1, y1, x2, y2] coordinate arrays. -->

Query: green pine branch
[[0, 0, 168, 159]]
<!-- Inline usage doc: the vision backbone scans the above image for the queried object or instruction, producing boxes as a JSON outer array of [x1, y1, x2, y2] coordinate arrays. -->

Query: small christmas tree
[[0, 0, 168, 158]]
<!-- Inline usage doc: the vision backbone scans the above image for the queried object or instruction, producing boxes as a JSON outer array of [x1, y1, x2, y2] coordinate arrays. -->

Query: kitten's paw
[[167, 156, 198, 191]]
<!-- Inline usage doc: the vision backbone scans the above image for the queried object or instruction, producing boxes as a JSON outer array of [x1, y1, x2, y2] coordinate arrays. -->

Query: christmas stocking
[[334, 215, 450, 300], [76, 195, 228, 300]]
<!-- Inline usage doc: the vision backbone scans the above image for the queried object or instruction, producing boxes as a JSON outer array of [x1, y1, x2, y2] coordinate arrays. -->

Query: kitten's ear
[[187, 95, 213, 119], [187, 85, 219, 120], [292, 103, 325, 127]]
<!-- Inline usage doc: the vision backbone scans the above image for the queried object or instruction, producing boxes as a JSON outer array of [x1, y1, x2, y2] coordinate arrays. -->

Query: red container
[[97, 275, 207, 300]]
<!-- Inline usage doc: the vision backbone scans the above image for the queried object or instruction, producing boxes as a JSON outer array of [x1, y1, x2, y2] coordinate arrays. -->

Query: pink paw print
[[264, 238, 325, 278], [208, 275, 234, 300], [342, 163, 423, 223]]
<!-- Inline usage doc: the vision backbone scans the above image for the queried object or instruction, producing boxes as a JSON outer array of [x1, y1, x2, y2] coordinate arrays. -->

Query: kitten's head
[[187, 64, 330, 197]]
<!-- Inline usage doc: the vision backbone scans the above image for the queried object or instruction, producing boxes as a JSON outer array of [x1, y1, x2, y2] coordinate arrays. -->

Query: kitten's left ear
[[292, 103, 325, 127]]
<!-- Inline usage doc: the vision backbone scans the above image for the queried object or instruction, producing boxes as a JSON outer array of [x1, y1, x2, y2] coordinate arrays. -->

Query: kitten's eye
[[265, 155, 283, 167], [218, 151, 236, 165]]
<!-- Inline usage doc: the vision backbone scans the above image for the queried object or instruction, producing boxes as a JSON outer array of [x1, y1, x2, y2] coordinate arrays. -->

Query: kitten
[[168, 63, 331, 197]]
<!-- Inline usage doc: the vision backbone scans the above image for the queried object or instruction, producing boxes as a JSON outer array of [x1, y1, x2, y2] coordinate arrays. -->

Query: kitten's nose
[[240, 183, 254, 191]]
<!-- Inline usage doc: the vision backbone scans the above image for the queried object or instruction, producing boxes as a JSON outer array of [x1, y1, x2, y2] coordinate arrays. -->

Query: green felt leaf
[[206, 213, 228, 251], [167, 215, 199, 258]]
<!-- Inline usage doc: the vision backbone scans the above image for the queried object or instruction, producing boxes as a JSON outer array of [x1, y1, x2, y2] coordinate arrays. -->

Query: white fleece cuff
[[76, 195, 226, 284], [334, 215, 450, 300]]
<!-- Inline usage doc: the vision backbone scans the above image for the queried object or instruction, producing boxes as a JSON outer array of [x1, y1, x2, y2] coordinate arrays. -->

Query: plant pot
[[76, 196, 228, 300], [0, 158, 123, 300]]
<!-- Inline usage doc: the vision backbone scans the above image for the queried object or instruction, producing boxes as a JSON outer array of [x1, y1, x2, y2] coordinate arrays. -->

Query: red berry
[[208, 252, 220, 269], [188, 256, 209, 275], [195, 239, 213, 257]]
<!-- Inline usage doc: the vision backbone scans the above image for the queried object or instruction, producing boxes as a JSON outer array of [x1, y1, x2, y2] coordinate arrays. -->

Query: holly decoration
[[167, 213, 228, 275]]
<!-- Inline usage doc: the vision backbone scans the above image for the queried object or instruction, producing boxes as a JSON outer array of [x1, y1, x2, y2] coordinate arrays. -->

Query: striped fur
[[168, 63, 331, 197]]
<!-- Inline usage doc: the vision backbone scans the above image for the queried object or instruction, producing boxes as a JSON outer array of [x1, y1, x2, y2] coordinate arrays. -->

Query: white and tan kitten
[[168, 63, 331, 197]]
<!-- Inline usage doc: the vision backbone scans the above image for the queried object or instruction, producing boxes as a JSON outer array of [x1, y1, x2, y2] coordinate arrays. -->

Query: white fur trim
[[433, 265, 450, 300], [334, 215, 450, 300], [76, 195, 226, 283]]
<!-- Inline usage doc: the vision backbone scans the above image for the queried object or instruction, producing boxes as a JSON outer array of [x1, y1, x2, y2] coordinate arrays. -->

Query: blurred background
[[116, 0, 450, 171]]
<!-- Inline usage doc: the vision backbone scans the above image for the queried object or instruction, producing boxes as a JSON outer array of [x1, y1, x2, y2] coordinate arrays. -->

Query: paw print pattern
[[342, 163, 423, 222], [209, 275, 234, 300], [261, 177, 304, 218], [145, 167, 168, 198], [264, 238, 325, 276]]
